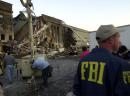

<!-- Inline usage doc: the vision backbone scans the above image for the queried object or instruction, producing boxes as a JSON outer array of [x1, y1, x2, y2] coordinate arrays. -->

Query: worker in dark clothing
[[73, 25, 130, 96], [0, 81, 4, 96], [118, 45, 130, 60], [3, 52, 16, 84]]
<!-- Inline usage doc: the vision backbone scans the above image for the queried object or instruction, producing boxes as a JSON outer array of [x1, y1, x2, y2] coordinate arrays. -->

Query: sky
[[4, 0, 130, 31]]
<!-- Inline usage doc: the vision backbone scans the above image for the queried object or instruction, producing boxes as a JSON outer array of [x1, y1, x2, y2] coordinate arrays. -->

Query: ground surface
[[0, 56, 79, 96]]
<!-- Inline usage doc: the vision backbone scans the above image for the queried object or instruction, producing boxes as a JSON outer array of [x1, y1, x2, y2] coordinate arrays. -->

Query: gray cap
[[96, 24, 119, 42]]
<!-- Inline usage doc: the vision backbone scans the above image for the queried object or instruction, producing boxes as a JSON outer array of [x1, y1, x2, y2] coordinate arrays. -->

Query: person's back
[[4, 54, 15, 66], [73, 25, 130, 96], [32, 56, 51, 87], [3, 52, 16, 83], [80, 46, 89, 60], [74, 47, 130, 96], [32, 57, 49, 70]]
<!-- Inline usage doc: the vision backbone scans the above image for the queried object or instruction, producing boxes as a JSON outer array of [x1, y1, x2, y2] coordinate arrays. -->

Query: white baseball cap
[[96, 24, 119, 42]]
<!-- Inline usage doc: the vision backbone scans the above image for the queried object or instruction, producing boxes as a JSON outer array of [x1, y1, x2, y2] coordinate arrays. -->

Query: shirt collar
[[92, 47, 111, 54]]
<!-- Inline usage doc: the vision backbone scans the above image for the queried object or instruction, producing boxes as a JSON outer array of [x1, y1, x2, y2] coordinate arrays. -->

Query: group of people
[[0, 52, 53, 96], [73, 24, 130, 96], [1, 24, 130, 96], [0, 52, 53, 87]]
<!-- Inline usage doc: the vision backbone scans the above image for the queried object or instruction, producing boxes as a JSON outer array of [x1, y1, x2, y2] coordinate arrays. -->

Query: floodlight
[[20, 0, 32, 7], [20, 0, 27, 7], [20, 0, 35, 59]]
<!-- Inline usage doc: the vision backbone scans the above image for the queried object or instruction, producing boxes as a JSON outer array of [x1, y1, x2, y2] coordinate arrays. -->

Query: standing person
[[3, 52, 16, 84], [0, 52, 4, 75], [73, 25, 130, 96], [0, 82, 4, 96], [32, 55, 52, 87], [80, 46, 89, 60], [118, 45, 130, 60]]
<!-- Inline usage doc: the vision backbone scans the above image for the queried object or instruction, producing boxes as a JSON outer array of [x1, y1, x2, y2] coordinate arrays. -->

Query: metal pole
[[27, 5, 35, 60]]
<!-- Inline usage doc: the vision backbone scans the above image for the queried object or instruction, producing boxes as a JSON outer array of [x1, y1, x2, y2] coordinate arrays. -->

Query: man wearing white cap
[[73, 25, 130, 96]]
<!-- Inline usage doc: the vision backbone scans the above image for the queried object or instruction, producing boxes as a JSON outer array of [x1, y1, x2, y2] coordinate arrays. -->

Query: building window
[[9, 35, 12, 40], [1, 34, 5, 40], [0, 15, 3, 18], [0, 14, 3, 24]]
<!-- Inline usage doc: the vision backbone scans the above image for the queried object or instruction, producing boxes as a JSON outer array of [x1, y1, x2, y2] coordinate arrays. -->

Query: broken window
[[9, 35, 12, 40], [1, 34, 5, 40]]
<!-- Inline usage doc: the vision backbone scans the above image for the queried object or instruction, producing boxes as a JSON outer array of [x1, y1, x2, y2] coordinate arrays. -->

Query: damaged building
[[0, 1, 14, 52], [13, 13, 89, 55]]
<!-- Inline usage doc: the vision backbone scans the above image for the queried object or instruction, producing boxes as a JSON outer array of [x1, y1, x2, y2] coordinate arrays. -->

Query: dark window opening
[[9, 35, 12, 40], [1, 34, 5, 40]]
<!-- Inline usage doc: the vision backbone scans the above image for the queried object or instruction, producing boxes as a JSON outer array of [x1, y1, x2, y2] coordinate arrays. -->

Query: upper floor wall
[[0, 1, 13, 43]]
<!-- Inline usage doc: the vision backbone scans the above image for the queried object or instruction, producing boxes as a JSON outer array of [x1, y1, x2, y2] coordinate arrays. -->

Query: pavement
[[0, 56, 79, 96]]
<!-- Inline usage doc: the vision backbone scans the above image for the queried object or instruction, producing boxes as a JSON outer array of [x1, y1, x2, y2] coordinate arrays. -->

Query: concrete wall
[[67, 25, 89, 48], [89, 31, 97, 51], [89, 25, 130, 51], [117, 25, 130, 49]]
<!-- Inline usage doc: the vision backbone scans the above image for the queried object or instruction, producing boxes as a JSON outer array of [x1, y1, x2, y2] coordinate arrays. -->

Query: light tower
[[20, 0, 35, 60]]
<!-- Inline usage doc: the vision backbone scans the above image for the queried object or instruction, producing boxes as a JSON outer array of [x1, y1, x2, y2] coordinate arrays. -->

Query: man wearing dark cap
[[118, 45, 130, 60], [73, 24, 130, 96]]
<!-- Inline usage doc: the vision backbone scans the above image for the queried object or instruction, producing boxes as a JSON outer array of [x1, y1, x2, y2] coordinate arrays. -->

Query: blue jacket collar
[[92, 47, 111, 54]]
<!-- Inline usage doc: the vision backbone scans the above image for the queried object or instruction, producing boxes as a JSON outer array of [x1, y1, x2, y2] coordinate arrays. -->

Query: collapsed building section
[[13, 13, 89, 56]]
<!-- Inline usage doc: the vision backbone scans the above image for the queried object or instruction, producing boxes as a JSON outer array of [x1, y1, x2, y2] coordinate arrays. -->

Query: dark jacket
[[3, 55, 16, 66], [73, 48, 130, 96]]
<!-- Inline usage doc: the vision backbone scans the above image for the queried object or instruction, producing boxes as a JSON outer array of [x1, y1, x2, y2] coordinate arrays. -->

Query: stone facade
[[14, 14, 65, 50], [67, 25, 89, 48], [0, 1, 13, 52], [13, 13, 89, 53], [36, 14, 64, 49]]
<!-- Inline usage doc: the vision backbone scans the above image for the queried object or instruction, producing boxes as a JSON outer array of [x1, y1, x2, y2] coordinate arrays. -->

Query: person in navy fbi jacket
[[73, 25, 130, 96]]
